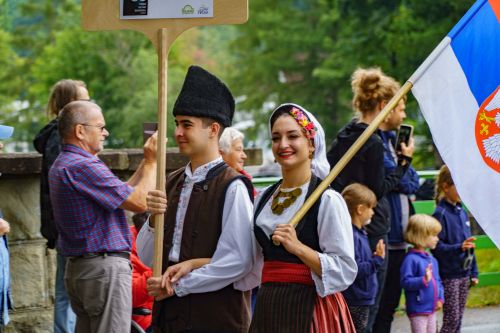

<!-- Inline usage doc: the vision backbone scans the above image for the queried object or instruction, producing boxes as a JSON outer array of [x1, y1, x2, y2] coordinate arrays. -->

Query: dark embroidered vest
[[153, 162, 254, 333], [254, 175, 323, 263]]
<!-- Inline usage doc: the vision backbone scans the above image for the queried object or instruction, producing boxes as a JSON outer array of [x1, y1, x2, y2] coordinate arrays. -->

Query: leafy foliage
[[228, 0, 476, 168], [0, 0, 478, 168], [0, 0, 207, 148]]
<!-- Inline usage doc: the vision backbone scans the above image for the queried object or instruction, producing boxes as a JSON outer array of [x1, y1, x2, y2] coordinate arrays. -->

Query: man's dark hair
[[132, 212, 149, 232], [201, 117, 225, 138]]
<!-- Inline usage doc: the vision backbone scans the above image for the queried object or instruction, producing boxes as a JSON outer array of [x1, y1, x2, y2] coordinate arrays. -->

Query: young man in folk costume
[[136, 66, 258, 333]]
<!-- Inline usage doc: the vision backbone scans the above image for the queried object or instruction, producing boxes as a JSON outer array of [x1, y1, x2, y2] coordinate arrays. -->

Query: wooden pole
[[281, 81, 414, 234], [81, 0, 249, 276], [152, 28, 169, 276]]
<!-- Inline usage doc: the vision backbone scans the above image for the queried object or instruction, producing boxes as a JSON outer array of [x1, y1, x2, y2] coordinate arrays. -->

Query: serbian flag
[[410, 0, 500, 247]]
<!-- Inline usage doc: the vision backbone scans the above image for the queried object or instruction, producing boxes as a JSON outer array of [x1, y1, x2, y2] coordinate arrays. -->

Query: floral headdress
[[289, 107, 317, 140]]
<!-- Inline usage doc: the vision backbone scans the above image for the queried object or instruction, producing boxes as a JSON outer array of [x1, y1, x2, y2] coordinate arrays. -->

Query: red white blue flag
[[411, 0, 500, 247]]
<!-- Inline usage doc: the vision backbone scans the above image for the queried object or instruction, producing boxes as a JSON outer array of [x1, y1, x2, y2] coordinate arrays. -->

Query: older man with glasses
[[48, 101, 157, 333]]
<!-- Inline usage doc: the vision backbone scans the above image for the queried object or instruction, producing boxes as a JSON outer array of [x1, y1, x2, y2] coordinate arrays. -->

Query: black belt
[[69, 251, 130, 260]]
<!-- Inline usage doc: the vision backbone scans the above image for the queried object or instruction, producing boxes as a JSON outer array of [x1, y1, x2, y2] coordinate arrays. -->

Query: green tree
[[0, 30, 22, 106], [29, 26, 211, 148], [229, 0, 476, 168], [0, 29, 24, 143], [2, 0, 251, 150]]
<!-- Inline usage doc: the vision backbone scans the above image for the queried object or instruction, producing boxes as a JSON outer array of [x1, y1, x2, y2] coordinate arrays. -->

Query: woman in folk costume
[[250, 103, 357, 332]]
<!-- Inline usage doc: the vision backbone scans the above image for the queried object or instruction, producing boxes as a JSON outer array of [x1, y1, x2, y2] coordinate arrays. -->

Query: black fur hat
[[173, 66, 235, 127]]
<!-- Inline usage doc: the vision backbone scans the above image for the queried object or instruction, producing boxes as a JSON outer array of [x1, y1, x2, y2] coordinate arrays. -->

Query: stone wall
[[0, 148, 262, 332]]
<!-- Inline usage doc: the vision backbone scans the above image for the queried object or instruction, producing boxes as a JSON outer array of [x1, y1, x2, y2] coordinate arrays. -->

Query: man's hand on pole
[[147, 190, 167, 217]]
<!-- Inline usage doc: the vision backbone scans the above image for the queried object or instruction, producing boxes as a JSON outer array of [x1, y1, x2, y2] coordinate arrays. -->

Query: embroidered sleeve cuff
[[311, 252, 337, 298], [173, 281, 188, 297]]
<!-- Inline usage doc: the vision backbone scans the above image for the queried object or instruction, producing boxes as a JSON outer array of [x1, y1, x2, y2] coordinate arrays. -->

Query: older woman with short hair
[[220, 127, 251, 178]]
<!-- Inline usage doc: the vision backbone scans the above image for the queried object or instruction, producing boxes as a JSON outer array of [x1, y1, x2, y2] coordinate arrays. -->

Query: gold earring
[[309, 151, 314, 159]]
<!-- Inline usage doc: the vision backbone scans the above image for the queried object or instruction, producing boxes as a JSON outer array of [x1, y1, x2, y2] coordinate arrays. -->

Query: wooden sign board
[[82, 0, 248, 49], [82, 0, 249, 276]]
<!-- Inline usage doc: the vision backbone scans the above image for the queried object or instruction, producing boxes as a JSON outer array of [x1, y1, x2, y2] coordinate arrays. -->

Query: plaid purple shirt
[[49, 144, 133, 256]]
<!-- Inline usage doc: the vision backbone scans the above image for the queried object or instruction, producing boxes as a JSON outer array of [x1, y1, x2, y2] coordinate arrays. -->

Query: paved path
[[391, 305, 500, 333]]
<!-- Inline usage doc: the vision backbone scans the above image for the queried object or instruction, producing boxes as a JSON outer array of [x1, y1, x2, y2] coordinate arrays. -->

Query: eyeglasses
[[80, 124, 106, 132]]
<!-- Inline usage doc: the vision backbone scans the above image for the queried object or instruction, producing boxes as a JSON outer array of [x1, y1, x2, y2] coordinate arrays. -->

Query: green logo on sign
[[182, 5, 195, 15]]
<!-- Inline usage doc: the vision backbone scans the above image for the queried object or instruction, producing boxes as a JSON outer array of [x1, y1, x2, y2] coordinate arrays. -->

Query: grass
[[467, 248, 500, 307]]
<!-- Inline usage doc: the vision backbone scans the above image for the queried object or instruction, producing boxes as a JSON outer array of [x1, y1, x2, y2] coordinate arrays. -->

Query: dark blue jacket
[[431, 200, 479, 279], [34, 119, 61, 249], [342, 225, 384, 306], [400, 249, 444, 316], [327, 120, 409, 237], [379, 131, 419, 245]]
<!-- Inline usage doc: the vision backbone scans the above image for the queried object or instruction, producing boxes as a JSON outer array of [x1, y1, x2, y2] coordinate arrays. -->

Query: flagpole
[[409, 38, 450, 85], [276, 81, 413, 242]]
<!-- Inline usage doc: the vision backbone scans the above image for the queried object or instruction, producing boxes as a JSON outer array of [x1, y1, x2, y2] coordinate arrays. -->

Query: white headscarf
[[269, 103, 330, 179]]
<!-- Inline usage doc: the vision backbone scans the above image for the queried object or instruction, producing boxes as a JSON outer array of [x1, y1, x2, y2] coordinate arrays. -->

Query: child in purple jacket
[[401, 214, 444, 333]]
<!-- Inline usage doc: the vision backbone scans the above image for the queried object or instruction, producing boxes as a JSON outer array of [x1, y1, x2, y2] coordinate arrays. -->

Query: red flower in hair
[[289, 107, 317, 140]]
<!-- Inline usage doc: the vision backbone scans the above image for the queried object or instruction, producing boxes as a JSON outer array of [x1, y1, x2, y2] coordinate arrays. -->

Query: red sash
[[261, 261, 315, 286]]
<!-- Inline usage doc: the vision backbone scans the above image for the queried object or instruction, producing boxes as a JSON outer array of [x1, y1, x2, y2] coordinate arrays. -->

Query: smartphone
[[396, 124, 413, 152], [143, 122, 158, 144]]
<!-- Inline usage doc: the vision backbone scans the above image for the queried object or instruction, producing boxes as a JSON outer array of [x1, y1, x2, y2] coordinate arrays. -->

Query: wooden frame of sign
[[82, 0, 249, 276]]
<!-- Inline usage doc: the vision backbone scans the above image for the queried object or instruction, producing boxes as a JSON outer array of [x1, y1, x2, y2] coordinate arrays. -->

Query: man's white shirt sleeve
[[173, 179, 257, 296], [136, 179, 258, 296], [136, 216, 155, 267]]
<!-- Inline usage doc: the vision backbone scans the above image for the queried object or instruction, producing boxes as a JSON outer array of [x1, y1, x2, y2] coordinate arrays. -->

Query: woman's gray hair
[[219, 127, 245, 154]]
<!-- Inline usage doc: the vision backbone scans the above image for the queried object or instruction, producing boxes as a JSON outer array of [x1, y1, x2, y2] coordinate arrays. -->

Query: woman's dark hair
[[270, 105, 294, 129]]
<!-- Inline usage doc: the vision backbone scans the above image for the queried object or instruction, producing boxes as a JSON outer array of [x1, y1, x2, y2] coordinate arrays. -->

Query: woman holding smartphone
[[376, 89, 419, 333], [326, 67, 415, 332]]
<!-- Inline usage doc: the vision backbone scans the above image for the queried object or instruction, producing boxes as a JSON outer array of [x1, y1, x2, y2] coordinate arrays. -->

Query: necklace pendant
[[271, 186, 303, 215]]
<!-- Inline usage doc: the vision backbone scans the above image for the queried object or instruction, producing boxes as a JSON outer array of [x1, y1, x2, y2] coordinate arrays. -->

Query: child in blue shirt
[[0, 126, 14, 331], [0, 216, 11, 332], [401, 214, 444, 333], [431, 165, 478, 333], [341, 183, 385, 333]]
